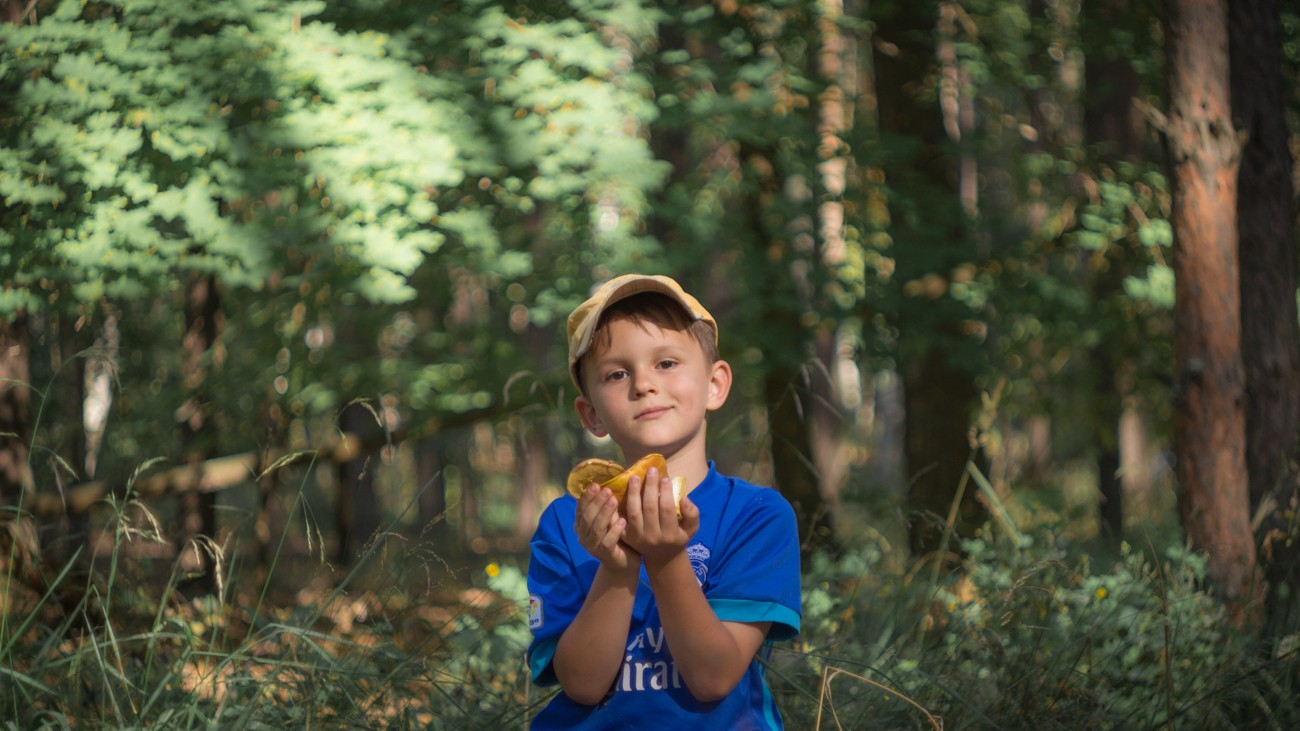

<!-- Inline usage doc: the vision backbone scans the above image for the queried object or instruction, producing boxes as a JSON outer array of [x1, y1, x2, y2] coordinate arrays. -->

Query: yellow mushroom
[[565, 453, 684, 516]]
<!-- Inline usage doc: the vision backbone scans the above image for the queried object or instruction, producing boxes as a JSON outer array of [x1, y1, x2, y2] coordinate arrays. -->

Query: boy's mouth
[[635, 406, 671, 420]]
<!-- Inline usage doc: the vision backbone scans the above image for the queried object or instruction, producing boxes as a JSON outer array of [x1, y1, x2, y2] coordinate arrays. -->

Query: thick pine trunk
[[1164, 0, 1260, 620], [1228, 0, 1300, 628]]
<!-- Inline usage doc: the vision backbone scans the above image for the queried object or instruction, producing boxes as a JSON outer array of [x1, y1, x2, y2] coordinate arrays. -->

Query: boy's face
[[574, 316, 730, 463]]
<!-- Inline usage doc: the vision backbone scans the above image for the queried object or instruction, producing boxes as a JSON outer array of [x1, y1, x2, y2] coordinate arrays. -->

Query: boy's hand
[[575, 485, 641, 571], [623, 467, 699, 568]]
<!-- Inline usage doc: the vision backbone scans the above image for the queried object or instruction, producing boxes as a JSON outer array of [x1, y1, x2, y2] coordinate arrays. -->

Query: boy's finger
[[641, 467, 661, 532], [577, 486, 603, 521], [624, 473, 644, 528], [602, 517, 627, 550], [658, 475, 676, 518], [577, 487, 615, 536]]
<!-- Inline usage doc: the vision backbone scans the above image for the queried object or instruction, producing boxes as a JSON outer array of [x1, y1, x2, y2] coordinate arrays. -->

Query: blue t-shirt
[[526, 462, 802, 730]]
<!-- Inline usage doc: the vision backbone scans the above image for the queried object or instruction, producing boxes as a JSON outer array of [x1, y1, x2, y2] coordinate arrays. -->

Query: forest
[[1, 0, 1298, 727]]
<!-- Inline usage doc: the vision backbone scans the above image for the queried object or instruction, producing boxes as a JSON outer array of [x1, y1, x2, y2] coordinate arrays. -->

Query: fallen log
[[26, 432, 374, 517]]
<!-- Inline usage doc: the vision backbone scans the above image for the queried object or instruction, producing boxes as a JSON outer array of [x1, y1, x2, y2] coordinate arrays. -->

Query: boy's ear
[[574, 395, 608, 438], [706, 359, 733, 411]]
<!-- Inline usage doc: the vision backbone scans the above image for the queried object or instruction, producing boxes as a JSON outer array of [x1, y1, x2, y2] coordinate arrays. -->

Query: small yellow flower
[[486, 562, 500, 578], [1095, 587, 1108, 600]]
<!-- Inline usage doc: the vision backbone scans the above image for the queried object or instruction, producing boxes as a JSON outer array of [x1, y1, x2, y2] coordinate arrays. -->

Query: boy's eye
[[604, 369, 629, 382], [657, 359, 677, 370]]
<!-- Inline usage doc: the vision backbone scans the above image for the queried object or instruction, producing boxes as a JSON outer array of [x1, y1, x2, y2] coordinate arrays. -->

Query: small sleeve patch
[[528, 595, 543, 631]]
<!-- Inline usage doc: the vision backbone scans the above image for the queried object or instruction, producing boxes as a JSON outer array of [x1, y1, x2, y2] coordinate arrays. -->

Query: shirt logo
[[528, 595, 543, 630], [687, 542, 710, 586]]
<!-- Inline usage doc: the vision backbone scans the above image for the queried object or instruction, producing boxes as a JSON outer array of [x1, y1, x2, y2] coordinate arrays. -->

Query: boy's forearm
[[553, 563, 639, 705], [644, 552, 764, 702]]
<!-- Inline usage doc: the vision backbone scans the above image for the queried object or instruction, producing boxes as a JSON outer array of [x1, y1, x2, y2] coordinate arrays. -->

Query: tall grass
[[2, 440, 1297, 729], [0, 455, 541, 730], [5, 465, 1297, 729]]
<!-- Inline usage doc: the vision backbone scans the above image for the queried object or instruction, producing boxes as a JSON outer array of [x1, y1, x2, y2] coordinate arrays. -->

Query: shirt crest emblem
[[686, 542, 710, 586]]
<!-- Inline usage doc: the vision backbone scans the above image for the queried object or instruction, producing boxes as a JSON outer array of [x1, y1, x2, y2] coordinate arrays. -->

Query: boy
[[526, 274, 802, 729]]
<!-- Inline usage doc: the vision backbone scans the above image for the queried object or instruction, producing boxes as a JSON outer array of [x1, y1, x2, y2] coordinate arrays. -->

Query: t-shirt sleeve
[[706, 489, 802, 641], [525, 500, 585, 685]]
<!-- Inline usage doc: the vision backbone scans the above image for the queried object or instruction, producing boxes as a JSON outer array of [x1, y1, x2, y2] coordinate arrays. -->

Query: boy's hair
[[573, 293, 719, 395]]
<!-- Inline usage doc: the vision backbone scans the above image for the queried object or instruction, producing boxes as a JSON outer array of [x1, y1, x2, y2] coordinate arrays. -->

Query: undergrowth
[[774, 528, 1300, 730], [2, 476, 1298, 730]]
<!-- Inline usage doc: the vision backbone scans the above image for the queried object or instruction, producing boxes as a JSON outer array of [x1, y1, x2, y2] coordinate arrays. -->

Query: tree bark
[[1228, 0, 1300, 628], [178, 274, 222, 593], [1164, 0, 1260, 621], [0, 0, 24, 24], [0, 2, 32, 508], [415, 437, 450, 549], [871, 0, 987, 557], [336, 400, 382, 564], [765, 363, 836, 555], [1080, 0, 1149, 541], [739, 136, 836, 556], [0, 315, 32, 503], [1081, 0, 1146, 160], [901, 344, 984, 557]]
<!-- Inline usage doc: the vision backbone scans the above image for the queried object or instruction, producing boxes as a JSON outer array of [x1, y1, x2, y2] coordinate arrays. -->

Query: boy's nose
[[631, 370, 658, 396]]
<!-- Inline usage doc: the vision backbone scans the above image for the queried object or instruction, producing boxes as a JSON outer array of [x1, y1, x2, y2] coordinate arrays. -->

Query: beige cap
[[567, 274, 717, 387]]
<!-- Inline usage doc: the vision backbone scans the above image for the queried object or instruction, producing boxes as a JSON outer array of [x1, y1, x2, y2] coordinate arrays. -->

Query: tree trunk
[[0, 315, 32, 503], [871, 0, 987, 557], [515, 425, 545, 546], [47, 312, 91, 569], [1091, 347, 1125, 540], [0, 0, 24, 24], [811, 0, 854, 501], [739, 136, 836, 556], [648, 17, 691, 253], [0, 0, 32, 504], [83, 310, 119, 480], [1081, 0, 1146, 160], [178, 275, 222, 594], [1081, 0, 1149, 540], [765, 364, 835, 555], [415, 437, 450, 549], [901, 344, 984, 557], [1228, 0, 1300, 629], [1164, 0, 1260, 621], [336, 400, 382, 564], [810, 329, 848, 501], [512, 325, 551, 545]]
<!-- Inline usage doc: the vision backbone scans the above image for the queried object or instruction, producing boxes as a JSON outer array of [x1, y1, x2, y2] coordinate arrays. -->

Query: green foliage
[[775, 530, 1300, 729], [3, 0, 681, 465]]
